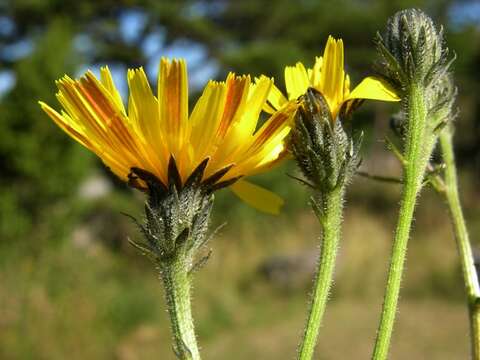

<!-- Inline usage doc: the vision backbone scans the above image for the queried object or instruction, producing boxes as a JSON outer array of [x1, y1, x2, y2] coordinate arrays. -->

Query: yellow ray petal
[[58, 75, 123, 151], [250, 142, 290, 175], [285, 62, 309, 100], [39, 101, 93, 150], [79, 73, 140, 157], [243, 76, 273, 134], [75, 72, 166, 181], [343, 74, 351, 99], [213, 76, 273, 165], [189, 81, 227, 158], [232, 125, 290, 179], [252, 130, 290, 169], [226, 103, 296, 180], [247, 102, 297, 155], [309, 56, 323, 87], [230, 180, 284, 214], [127, 68, 159, 136], [100, 66, 125, 113], [216, 73, 250, 139], [319, 36, 345, 109], [264, 81, 288, 113], [45, 77, 139, 180], [126, 68, 169, 182], [158, 58, 189, 164], [347, 76, 400, 101], [202, 74, 252, 177]]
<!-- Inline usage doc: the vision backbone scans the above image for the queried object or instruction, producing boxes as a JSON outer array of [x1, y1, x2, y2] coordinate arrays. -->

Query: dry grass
[[0, 182, 475, 359]]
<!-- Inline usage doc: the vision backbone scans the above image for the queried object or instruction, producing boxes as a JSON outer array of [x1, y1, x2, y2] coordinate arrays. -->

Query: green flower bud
[[289, 88, 362, 192], [375, 8, 452, 90], [375, 9, 457, 144]]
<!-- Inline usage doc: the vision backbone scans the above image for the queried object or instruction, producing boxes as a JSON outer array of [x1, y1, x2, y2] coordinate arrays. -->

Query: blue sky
[[73, 9, 219, 98]]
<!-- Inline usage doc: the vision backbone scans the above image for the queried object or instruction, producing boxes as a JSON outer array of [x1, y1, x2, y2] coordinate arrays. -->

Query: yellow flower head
[[40, 58, 297, 214], [265, 35, 400, 120]]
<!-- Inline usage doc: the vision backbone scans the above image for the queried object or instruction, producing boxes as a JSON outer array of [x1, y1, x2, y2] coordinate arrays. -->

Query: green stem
[[372, 84, 430, 360], [439, 129, 480, 359], [160, 254, 200, 360], [472, 308, 480, 360], [298, 187, 344, 360]]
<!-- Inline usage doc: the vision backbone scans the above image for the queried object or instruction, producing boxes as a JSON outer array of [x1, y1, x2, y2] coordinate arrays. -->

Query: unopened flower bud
[[290, 89, 362, 192], [376, 8, 451, 90], [375, 8, 457, 144]]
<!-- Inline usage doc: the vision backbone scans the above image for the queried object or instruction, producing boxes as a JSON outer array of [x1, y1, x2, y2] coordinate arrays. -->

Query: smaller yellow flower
[[40, 58, 297, 214], [264, 35, 400, 120]]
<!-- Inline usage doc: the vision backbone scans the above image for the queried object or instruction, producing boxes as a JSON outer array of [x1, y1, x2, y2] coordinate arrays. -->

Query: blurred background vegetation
[[0, 0, 479, 358]]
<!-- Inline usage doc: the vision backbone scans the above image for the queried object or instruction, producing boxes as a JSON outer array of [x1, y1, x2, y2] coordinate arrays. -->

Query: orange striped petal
[[158, 58, 189, 168]]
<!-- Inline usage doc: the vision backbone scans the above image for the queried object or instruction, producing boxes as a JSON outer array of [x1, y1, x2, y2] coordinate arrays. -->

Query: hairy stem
[[372, 84, 430, 360], [160, 254, 200, 360], [298, 187, 344, 360], [439, 129, 480, 359], [472, 309, 480, 360]]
